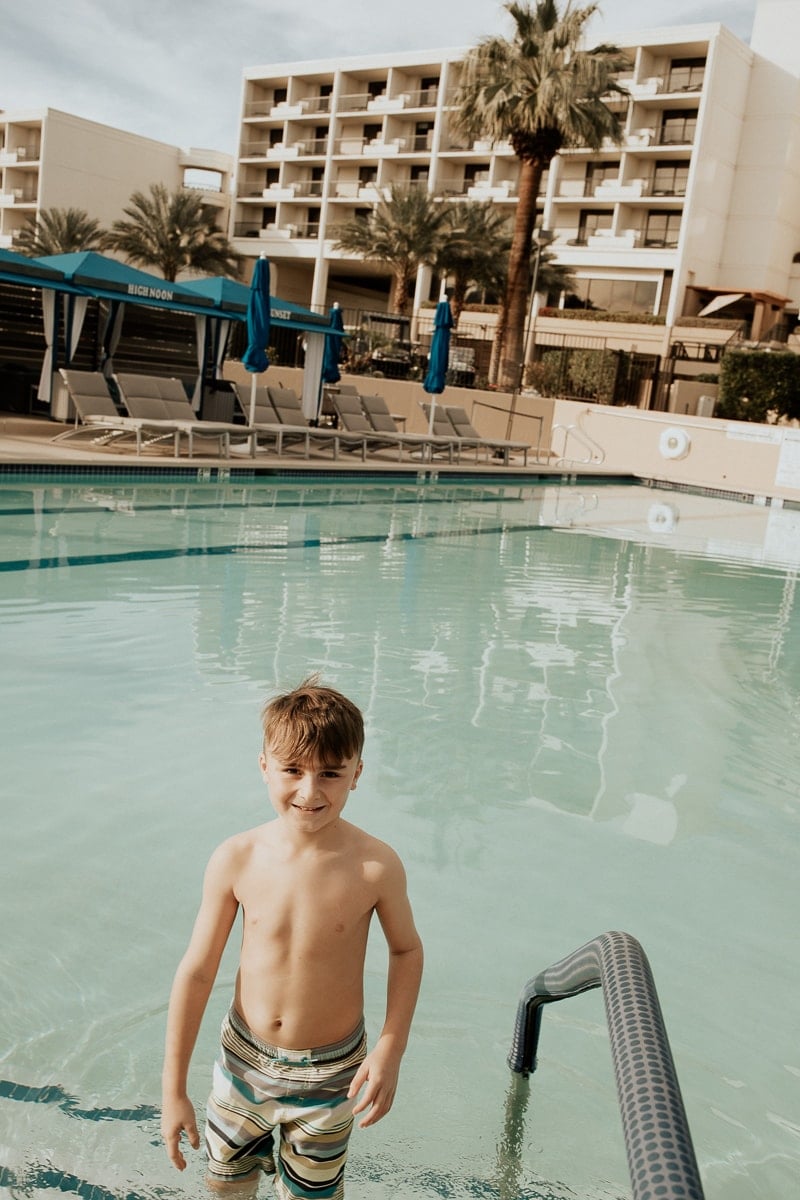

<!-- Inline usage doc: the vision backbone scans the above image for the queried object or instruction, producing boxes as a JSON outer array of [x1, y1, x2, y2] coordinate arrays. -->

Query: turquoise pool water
[[0, 474, 798, 1200]]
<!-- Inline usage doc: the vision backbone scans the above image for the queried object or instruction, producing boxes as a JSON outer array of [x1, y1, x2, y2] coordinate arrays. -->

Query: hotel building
[[230, 0, 800, 348], [0, 107, 233, 250]]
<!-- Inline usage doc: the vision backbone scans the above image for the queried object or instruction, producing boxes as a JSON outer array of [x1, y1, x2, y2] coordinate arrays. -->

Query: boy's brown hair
[[261, 676, 365, 763]]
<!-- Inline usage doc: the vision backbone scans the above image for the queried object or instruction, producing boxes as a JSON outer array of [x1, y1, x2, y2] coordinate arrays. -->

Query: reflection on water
[[0, 477, 798, 1200]]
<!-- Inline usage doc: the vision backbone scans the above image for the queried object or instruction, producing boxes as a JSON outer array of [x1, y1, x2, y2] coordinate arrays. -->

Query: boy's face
[[259, 744, 363, 833]]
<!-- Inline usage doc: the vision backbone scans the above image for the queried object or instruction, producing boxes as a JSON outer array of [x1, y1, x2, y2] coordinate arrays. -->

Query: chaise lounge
[[54, 369, 182, 454], [114, 373, 253, 458]]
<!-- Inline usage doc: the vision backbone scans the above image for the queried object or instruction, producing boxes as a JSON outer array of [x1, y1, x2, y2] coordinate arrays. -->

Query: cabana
[[26, 252, 339, 418]]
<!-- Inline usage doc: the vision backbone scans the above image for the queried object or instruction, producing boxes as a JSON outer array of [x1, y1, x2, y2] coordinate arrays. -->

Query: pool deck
[[0, 413, 592, 478]]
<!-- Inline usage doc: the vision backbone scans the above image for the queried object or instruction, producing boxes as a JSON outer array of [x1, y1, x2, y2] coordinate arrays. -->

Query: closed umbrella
[[321, 303, 345, 384], [424, 297, 453, 435], [242, 255, 271, 428]]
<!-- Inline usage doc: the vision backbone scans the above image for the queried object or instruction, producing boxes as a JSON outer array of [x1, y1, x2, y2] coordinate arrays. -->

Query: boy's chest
[[238, 857, 376, 940]]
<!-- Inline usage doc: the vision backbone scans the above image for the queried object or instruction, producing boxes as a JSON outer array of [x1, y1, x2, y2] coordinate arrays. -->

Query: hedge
[[717, 348, 800, 422]]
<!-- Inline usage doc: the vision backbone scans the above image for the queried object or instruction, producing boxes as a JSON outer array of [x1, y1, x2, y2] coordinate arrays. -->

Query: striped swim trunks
[[206, 1006, 367, 1199]]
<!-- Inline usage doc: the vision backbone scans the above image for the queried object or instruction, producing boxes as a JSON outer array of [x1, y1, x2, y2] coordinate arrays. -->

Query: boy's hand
[[161, 1094, 200, 1170], [347, 1040, 402, 1128]]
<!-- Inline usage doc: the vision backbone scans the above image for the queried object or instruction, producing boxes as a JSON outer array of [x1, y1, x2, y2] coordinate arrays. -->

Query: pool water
[[0, 475, 798, 1200]]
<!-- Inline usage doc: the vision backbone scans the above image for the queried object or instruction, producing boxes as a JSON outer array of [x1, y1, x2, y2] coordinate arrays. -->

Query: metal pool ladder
[[507, 930, 705, 1200]]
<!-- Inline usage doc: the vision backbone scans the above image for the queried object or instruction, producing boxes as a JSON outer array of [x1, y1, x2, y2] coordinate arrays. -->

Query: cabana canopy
[[3, 250, 340, 415]]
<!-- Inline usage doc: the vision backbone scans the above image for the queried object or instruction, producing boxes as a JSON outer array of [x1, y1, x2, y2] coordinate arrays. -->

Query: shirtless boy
[[161, 679, 423, 1199]]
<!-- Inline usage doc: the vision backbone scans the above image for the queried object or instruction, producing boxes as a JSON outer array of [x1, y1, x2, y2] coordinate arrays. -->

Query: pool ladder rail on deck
[[507, 930, 705, 1200], [550, 409, 606, 468]]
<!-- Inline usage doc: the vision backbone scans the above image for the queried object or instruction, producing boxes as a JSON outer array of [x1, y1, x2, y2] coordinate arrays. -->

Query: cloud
[[1, 0, 759, 151]]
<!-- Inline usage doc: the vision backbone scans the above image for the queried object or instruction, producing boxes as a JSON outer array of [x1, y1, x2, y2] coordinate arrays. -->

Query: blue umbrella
[[321, 303, 345, 384], [424, 297, 453, 434], [242, 255, 271, 426]]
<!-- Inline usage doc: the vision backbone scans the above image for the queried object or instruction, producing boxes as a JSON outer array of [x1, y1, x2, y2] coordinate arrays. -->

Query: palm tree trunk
[[498, 158, 543, 390], [489, 299, 508, 386]]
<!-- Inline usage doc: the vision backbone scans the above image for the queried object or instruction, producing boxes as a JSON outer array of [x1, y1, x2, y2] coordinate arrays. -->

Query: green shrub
[[718, 349, 800, 422], [538, 308, 665, 325]]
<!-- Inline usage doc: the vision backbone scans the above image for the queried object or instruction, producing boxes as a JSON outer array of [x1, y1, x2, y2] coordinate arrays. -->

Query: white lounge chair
[[114, 373, 253, 458], [53, 369, 181, 454]]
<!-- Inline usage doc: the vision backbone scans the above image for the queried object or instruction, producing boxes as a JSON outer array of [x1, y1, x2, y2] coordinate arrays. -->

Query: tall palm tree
[[333, 185, 452, 314], [436, 202, 510, 325], [15, 207, 105, 256], [102, 183, 242, 281], [452, 0, 628, 388]]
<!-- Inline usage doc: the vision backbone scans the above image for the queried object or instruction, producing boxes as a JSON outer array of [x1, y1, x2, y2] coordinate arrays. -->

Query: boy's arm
[[349, 852, 423, 1128], [161, 841, 240, 1170]]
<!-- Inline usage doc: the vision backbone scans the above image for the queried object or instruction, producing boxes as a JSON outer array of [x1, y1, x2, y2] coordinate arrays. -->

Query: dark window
[[652, 160, 690, 196], [644, 211, 682, 247], [269, 129, 282, 147], [410, 165, 429, 182], [265, 168, 280, 186], [585, 162, 617, 195], [363, 123, 382, 141], [261, 205, 277, 228], [464, 162, 491, 184], [660, 110, 696, 145], [668, 58, 705, 92], [359, 165, 378, 184], [273, 87, 287, 104], [577, 209, 613, 243], [569, 277, 658, 313], [367, 80, 385, 98]]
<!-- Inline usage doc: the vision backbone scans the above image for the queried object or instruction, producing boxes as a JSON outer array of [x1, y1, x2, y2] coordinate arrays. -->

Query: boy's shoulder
[[342, 820, 406, 871]]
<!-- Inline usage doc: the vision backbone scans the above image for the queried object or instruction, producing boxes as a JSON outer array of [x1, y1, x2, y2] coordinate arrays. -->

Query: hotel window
[[464, 163, 491, 184], [420, 76, 439, 106], [585, 162, 617, 195], [414, 121, 434, 152], [644, 210, 682, 247], [359, 165, 378, 184], [652, 160, 690, 196], [577, 209, 613, 243], [660, 110, 696, 145], [668, 58, 705, 92]]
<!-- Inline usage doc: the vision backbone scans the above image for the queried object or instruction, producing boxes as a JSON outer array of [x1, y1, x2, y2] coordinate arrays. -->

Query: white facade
[[0, 107, 233, 252], [230, 0, 800, 330]]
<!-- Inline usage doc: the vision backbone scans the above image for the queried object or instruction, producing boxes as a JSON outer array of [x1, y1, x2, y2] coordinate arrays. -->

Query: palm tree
[[102, 183, 242, 281], [333, 185, 452, 314], [15, 207, 105, 256], [452, 0, 628, 388], [436, 202, 510, 325]]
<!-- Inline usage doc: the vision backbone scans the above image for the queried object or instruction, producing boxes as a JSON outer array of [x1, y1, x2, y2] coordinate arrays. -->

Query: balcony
[[466, 180, 516, 200], [593, 178, 647, 200], [366, 93, 410, 112], [0, 144, 40, 165], [587, 229, 640, 249], [0, 187, 37, 206], [338, 91, 371, 112]]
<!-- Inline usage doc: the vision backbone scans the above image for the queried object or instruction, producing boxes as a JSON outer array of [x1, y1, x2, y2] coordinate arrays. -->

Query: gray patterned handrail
[[508, 930, 705, 1200]]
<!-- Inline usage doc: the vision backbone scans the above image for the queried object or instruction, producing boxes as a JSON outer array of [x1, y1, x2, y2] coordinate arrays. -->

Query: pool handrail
[[508, 930, 705, 1200]]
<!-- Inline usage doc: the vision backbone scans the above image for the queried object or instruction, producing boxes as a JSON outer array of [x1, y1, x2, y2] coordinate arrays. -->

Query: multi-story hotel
[[230, 0, 800, 345], [0, 107, 233, 250]]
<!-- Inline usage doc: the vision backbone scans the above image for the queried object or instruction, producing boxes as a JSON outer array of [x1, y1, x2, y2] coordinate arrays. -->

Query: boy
[[161, 678, 423, 1199]]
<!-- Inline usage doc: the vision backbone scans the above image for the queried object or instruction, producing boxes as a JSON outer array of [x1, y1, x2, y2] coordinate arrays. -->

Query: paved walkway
[[0, 414, 566, 476]]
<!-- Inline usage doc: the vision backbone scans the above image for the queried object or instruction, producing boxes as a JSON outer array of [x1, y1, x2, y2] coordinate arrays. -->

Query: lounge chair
[[359, 392, 460, 462], [266, 385, 368, 460], [231, 382, 315, 457], [421, 402, 530, 466], [53, 369, 181, 455], [114, 373, 252, 459], [446, 405, 530, 466]]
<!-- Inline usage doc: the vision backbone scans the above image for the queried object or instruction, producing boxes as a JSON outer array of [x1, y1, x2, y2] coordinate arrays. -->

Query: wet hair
[[261, 676, 364, 764]]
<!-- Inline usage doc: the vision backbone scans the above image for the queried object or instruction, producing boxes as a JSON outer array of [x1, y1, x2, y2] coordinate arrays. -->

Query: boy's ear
[[351, 759, 364, 789], [258, 751, 268, 776]]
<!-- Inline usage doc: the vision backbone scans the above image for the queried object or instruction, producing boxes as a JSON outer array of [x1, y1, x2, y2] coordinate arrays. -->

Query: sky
[[2, 0, 759, 154]]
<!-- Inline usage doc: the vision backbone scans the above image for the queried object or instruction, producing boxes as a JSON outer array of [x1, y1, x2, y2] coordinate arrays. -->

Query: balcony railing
[[338, 91, 371, 112]]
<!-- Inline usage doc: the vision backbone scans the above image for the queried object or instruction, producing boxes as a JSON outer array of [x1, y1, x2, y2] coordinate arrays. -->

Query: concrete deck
[[0, 414, 577, 478]]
